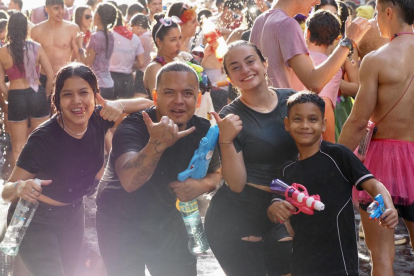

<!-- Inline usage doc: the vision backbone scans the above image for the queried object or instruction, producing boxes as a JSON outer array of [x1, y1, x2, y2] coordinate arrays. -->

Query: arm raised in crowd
[[211, 112, 247, 193], [290, 17, 371, 93], [115, 112, 195, 193]]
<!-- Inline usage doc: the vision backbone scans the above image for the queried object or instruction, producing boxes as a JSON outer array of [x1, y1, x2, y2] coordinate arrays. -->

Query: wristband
[[118, 101, 126, 113], [271, 198, 284, 204], [340, 38, 357, 65]]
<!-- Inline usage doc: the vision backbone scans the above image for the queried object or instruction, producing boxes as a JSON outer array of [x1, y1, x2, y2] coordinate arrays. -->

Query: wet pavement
[[0, 134, 414, 276]]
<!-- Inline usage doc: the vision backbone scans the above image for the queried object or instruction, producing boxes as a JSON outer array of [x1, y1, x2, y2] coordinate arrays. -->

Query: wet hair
[[118, 4, 128, 16], [223, 40, 266, 76], [151, 13, 180, 48], [378, 0, 414, 25], [337, 2, 350, 36], [10, 0, 23, 10], [115, 10, 124, 27], [0, 19, 7, 34], [138, 0, 148, 13], [52, 63, 99, 116], [167, 2, 186, 18], [306, 10, 341, 46], [315, 0, 340, 14], [107, 1, 118, 8], [130, 13, 150, 29], [0, 10, 8, 20], [155, 61, 199, 90], [197, 9, 213, 23], [73, 5, 90, 29], [95, 2, 117, 58], [287, 91, 325, 118], [127, 3, 145, 17], [344, 0, 359, 16], [6, 12, 28, 74], [45, 0, 64, 7]]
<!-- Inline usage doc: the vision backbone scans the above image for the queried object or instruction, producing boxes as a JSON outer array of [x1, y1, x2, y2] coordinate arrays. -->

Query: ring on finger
[[31, 188, 35, 193]]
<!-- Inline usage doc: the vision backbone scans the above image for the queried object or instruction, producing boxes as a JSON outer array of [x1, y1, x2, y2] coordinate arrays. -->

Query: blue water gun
[[178, 124, 219, 181], [367, 194, 386, 220]]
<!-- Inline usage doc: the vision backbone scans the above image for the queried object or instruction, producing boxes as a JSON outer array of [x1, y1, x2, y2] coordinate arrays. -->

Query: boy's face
[[285, 102, 326, 147]]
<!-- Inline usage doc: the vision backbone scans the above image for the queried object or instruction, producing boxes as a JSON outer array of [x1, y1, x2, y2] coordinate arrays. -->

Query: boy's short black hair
[[378, 0, 414, 25], [306, 10, 341, 46], [45, 0, 64, 7], [287, 91, 325, 118]]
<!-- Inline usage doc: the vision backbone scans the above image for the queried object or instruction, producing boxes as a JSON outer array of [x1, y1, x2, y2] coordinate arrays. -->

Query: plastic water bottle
[[202, 17, 228, 62], [178, 199, 209, 255], [0, 179, 41, 256]]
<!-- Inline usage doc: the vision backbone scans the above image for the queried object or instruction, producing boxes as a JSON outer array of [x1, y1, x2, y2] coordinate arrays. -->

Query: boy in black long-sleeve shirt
[[268, 91, 398, 276]]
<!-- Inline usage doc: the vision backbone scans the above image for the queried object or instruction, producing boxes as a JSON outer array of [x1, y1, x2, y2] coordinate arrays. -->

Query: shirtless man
[[358, 18, 389, 60], [31, 0, 80, 86], [339, 1, 414, 275]]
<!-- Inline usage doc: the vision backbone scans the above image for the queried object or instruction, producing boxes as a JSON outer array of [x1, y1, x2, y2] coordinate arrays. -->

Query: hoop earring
[[265, 72, 274, 88]]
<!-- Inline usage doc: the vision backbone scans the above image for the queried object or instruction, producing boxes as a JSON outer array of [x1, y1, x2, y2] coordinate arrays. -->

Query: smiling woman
[[0, 62, 153, 275]]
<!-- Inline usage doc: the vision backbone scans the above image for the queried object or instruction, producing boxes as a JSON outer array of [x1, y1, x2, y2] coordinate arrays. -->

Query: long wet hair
[[95, 2, 117, 58], [6, 12, 28, 74], [52, 63, 99, 116]]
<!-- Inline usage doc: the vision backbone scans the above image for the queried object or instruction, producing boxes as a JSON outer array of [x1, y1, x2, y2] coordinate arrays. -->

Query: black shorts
[[111, 72, 135, 99], [8, 87, 50, 122], [360, 203, 414, 222], [134, 70, 147, 95]]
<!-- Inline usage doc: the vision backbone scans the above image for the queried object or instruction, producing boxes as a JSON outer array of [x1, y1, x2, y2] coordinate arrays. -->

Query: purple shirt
[[87, 31, 115, 88], [250, 9, 308, 91]]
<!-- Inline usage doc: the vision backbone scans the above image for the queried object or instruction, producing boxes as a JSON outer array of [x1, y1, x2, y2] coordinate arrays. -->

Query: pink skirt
[[354, 138, 414, 206]]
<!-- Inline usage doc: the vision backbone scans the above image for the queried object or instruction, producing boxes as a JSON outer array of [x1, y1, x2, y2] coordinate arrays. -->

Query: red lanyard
[[390, 32, 414, 41]]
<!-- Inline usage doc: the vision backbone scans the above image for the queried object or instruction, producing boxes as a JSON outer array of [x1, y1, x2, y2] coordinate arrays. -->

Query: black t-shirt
[[282, 141, 374, 276], [17, 106, 114, 203], [219, 88, 298, 186], [96, 107, 220, 231]]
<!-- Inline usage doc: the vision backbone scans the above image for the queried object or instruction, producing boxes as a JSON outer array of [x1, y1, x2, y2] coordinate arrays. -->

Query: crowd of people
[[0, 0, 413, 276]]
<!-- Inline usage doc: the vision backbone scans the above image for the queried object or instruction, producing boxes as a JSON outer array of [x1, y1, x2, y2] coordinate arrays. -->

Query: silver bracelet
[[118, 101, 126, 112]]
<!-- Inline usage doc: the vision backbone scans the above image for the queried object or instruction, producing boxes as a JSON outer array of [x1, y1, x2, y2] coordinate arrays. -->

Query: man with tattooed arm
[[95, 62, 221, 276]]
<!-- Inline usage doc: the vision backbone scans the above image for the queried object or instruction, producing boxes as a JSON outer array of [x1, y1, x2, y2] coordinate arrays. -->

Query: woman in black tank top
[[205, 41, 298, 276]]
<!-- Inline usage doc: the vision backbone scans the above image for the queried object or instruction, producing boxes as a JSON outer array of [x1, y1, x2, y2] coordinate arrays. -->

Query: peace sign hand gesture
[[143, 111, 196, 153]]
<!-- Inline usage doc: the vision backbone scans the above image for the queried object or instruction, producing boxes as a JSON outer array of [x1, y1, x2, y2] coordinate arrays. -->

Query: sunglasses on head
[[84, 14, 92, 20]]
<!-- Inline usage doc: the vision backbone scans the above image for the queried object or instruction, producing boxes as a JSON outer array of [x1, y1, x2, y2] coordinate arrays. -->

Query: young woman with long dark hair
[[143, 13, 182, 96], [1, 62, 152, 276], [206, 41, 296, 276], [0, 12, 53, 165], [73, 5, 93, 48], [78, 2, 117, 99]]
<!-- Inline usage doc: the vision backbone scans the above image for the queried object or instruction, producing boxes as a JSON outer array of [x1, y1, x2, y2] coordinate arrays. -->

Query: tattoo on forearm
[[122, 151, 161, 188]]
